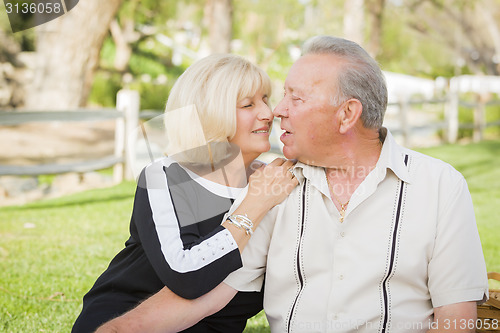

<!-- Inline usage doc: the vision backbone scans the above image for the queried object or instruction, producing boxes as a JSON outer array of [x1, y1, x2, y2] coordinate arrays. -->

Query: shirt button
[[339, 274, 344, 280], [340, 232, 345, 238]]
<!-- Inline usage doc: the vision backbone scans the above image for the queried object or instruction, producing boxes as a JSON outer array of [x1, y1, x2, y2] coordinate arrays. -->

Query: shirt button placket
[[339, 230, 346, 280]]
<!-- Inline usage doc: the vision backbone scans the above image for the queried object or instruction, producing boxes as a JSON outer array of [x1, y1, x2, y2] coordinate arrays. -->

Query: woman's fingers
[[269, 157, 286, 166], [281, 160, 296, 178]]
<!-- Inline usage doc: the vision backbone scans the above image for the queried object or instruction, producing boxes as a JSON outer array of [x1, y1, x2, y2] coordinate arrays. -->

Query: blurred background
[[1, 0, 499, 110], [2, 0, 500, 108], [1, 0, 500, 202], [0, 0, 499, 331]]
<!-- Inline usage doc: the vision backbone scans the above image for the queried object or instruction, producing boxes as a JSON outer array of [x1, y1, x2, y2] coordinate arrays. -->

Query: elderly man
[[98, 36, 488, 333]]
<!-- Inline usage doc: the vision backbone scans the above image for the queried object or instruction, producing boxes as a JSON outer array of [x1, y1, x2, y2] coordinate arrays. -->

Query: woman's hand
[[222, 158, 298, 252], [247, 158, 299, 210]]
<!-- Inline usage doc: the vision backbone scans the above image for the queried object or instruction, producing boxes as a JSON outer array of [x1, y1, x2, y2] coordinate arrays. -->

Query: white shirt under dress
[[224, 128, 488, 333]]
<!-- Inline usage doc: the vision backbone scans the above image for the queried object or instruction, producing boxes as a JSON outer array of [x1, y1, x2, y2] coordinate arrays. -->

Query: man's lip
[[280, 131, 292, 143], [280, 127, 292, 134]]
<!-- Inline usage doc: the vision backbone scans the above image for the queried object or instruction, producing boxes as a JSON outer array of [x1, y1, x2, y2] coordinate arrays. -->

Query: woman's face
[[229, 90, 273, 163]]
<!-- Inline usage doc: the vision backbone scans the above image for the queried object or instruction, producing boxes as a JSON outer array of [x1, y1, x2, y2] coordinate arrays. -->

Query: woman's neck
[[185, 152, 250, 188]]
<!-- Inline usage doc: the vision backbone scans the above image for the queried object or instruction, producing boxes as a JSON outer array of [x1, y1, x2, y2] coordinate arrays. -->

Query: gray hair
[[302, 36, 387, 129]]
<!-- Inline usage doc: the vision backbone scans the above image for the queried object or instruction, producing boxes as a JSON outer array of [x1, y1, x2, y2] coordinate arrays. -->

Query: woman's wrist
[[226, 214, 254, 235], [237, 196, 273, 221]]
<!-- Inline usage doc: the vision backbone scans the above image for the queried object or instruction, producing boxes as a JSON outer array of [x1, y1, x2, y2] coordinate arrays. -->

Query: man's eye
[[292, 95, 302, 101]]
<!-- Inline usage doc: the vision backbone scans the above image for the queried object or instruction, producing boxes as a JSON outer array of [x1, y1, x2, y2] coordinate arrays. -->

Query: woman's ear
[[339, 99, 363, 134]]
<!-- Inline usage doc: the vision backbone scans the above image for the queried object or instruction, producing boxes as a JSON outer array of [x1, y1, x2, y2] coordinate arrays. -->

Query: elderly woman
[[72, 54, 297, 333]]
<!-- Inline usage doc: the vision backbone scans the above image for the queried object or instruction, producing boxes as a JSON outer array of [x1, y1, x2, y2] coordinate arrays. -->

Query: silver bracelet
[[227, 214, 254, 235], [226, 217, 243, 229], [232, 214, 254, 233]]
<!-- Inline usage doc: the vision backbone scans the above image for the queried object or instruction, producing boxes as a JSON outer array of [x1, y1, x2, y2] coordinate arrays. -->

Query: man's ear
[[339, 99, 363, 134]]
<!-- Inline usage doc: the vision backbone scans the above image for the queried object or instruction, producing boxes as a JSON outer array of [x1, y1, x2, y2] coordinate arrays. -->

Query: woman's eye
[[243, 104, 253, 108]]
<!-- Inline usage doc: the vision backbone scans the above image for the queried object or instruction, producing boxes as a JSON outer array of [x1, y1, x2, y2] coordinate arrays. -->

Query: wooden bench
[[477, 272, 500, 332]]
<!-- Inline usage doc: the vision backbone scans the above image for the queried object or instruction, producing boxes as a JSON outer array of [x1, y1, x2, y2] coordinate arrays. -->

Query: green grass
[[1, 140, 499, 332], [0, 182, 136, 332]]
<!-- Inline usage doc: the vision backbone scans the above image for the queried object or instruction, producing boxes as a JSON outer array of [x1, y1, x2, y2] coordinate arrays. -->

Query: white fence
[[384, 73, 500, 146], [0, 90, 139, 182]]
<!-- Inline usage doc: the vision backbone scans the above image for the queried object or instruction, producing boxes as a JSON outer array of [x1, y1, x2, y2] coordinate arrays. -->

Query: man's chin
[[282, 146, 298, 160]]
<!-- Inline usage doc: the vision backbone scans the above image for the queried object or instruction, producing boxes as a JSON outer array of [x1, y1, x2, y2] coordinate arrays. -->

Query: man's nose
[[273, 98, 288, 118]]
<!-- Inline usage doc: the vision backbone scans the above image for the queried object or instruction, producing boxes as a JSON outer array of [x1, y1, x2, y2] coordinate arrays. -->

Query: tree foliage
[[402, 0, 500, 75]]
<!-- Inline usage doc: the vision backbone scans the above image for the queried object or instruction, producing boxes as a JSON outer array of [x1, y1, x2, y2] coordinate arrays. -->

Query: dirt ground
[[0, 121, 117, 206], [0, 120, 116, 166]]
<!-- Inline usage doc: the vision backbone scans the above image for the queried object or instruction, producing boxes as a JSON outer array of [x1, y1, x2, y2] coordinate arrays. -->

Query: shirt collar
[[286, 128, 411, 187], [376, 128, 412, 184], [289, 162, 317, 184], [289, 162, 329, 197]]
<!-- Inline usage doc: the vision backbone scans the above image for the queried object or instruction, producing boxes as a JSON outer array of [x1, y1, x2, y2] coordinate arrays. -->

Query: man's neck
[[325, 126, 382, 178], [322, 126, 383, 205]]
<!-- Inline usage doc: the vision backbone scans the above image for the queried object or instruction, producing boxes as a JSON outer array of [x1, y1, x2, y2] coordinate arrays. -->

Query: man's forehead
[[285, 55, 336, 91]]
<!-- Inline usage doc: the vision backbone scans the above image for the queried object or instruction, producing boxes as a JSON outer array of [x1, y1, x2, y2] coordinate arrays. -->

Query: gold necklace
[[325, 170, 349, 223]]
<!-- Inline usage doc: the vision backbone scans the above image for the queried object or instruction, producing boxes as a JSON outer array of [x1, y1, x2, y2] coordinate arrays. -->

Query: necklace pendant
[[339, 209, 345, 223]]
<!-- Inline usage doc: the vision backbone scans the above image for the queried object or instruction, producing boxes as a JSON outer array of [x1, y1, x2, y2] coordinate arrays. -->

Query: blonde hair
[[164, 54, 272, 164]]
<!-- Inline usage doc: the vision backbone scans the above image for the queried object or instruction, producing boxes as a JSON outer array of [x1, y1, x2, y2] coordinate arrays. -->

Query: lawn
[[0, 140, 499, 332]]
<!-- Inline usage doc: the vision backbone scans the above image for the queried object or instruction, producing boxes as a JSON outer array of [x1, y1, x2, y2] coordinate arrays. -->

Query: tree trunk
[[366, 0, 386, 58], [25, 0, 123, 110], [206, 0, 232, 54], [110, 19, 139, 73], [477, 1, 500, 74], [343, 0, 365, 46]]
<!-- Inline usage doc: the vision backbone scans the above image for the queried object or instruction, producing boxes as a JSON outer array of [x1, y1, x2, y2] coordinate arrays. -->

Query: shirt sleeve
[[427, 174, 489, 308], [131, 162, 242, 299], [224, 200, 279, 292]]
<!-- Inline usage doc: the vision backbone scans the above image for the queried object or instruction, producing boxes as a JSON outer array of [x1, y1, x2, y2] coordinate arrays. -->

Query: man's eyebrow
[[284, 85, 299, 93], [288, 86, 307, 97]]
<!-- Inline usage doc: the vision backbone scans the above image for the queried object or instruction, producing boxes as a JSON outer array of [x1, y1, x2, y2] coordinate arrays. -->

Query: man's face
[[274, 54, 343, 165]]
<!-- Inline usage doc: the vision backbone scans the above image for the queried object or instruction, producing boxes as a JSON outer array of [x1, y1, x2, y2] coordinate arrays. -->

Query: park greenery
[[1, 0, 500, 331], [1, 140, 500, 332]]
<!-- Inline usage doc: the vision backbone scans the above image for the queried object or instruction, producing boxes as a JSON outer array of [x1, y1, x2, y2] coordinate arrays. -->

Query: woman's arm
[[95, 283, 238, 333], [132, 161, 241, 299], [133, 158, 297, 299], [427, 302, 477, 332], [221, 158, 298, 251]]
